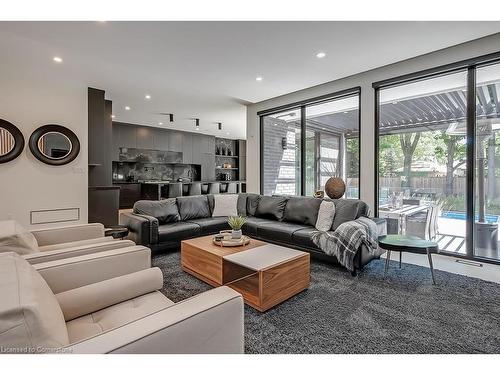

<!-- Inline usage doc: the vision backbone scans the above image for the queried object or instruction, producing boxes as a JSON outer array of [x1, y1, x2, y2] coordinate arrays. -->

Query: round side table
[[378, 234, 438, 285]]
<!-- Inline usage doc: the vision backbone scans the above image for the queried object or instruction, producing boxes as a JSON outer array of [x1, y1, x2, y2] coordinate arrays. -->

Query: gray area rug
[[152, 252, 500, 354]]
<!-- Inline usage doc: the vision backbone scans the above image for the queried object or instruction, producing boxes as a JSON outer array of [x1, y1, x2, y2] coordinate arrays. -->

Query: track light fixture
[[169, 113, 174, 122], [217, 122, 222, 130], [194, 118, 200, 128]]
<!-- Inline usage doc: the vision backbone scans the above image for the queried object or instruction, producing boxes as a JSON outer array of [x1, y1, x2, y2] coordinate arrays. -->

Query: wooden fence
[[379, 176, 500, 196]]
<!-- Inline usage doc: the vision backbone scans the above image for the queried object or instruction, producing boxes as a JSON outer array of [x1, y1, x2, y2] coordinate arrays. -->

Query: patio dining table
[[378, 204, 430, 235]]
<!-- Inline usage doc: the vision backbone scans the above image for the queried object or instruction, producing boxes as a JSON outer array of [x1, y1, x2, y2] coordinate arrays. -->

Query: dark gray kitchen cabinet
[[152, 128, 168, 151], [206, 136, 215, 154], [136, 126, 154, 150], [114, 183, 141, 209], [111, 125, 121, 160], [118, 124, 137, 149], [239, 156, 246, 180], [201, 153, 215, 181], [182, 133, 193, 164], [191, 134, 204, 164], [168, 131, 183, 152]]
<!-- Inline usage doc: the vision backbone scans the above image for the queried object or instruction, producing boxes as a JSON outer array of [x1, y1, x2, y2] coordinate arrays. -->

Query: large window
[[305, 96, 360, 198], [375, 55, 500, 263], [261, 108, 302, 196], [261, 90, 360, 198]]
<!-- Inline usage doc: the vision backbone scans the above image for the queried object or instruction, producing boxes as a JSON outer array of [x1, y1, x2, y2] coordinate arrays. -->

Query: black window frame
[[373, 50, 500, 265], [258, 87, 362, 197]]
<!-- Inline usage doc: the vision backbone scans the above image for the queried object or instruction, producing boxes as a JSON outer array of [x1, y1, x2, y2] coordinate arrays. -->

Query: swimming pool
[[441, 211, 500, 224]]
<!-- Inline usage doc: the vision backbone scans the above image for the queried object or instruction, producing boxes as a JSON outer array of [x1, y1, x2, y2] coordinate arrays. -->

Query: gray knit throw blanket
[[311, 217, 379, 271]]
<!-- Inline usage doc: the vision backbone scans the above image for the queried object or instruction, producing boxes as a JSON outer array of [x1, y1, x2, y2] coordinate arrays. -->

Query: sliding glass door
[[376, 56, 500, 263], [260, 89, 360, 198], [474, 62, 500, 261], [377, 71, 469, 254]]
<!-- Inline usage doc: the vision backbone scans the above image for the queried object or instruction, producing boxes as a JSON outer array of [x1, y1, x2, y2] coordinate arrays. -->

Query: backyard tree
[[434, 132, 466, 196], [400, 133, 421, 188]]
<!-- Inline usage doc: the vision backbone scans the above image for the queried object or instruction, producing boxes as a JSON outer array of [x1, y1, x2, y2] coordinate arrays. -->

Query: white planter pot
[[231, 229, 242, 239]]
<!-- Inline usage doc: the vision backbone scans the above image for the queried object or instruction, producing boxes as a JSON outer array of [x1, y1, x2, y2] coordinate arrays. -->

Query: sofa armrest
[[120, 213, 158, 246], [56, 268, 163, 321], [31, 223, 105, 247], [24, 239, 136, 264], [34, 246, 151, 294], [66, 286, 244, 354]]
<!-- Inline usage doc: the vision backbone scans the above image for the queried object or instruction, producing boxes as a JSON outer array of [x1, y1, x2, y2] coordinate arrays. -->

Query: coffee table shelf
[[181, 235, 310, 311]]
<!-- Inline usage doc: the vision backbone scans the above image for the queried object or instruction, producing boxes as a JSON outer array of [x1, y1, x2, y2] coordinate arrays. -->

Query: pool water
[[441, 211, 500, 224]]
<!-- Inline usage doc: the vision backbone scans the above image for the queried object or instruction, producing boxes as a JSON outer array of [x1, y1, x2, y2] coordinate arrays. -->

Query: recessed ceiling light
[[158, 122, 163, 125], [226, 132, 230, 135], [125, 106, 130, 111], [256, 76, 263, 82], [53, 56, 63, 63], [111, 115, 115, 119], [145, 95, 151, 100], [316, 52, 326, 59]]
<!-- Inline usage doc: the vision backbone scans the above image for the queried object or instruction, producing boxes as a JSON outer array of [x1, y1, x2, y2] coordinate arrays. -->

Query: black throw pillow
[[282, 196, 322, 226], [133, 199, 180, 224], [177, 195, 211, 221], [254, 195, 288, 221]]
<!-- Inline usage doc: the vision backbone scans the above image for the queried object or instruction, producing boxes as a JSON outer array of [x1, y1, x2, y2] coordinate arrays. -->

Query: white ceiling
[[1, 21, 499, 139]]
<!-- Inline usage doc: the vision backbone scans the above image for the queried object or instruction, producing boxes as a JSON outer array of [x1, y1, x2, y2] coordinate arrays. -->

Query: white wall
[[246, 33, 500, 210], [0, 33, 88, 229]]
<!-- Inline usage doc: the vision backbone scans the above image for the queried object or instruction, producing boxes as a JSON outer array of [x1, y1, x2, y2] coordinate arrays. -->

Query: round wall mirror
[[37, 131, 73, 160], [0, 119, 25, 164], [29, 125, 80, 166]]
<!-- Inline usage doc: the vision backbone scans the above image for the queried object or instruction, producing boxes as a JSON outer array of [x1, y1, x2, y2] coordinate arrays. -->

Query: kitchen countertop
[[113, 180, 246, 184]]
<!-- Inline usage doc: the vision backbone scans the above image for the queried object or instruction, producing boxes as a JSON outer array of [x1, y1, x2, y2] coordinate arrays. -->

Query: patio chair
[[405, 204, 440, 240]]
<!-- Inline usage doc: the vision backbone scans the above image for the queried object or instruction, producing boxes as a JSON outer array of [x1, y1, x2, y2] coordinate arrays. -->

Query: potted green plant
[[227, 215, 246, 239]]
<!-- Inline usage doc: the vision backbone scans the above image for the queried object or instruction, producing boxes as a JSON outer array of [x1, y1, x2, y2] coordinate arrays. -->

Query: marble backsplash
[[118, 147, 182, 163], [113, 161, 200, 182]]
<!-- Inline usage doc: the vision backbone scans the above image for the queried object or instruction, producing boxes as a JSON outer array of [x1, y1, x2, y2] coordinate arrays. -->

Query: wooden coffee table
[[181, 235, 310, 311]]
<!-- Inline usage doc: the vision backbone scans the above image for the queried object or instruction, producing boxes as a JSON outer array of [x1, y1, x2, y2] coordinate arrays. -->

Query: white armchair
[[0, 249, 244, 354], [0, 221, 136, 264]]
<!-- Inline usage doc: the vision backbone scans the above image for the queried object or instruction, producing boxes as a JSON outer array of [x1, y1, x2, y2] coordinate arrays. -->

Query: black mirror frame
[[29, 124, 80, 166], [0, 118, 25, 164]]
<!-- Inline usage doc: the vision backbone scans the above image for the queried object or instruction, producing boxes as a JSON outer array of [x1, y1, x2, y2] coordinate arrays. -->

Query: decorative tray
[[213, 234, 251, 247]]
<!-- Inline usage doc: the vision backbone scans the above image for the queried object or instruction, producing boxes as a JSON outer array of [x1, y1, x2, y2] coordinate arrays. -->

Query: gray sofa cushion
[[331, 199, 370, 230], [292, 227, 321, 251], [257, 221, 311, 243], [254, 196, 288, 221], [246, 193, 261, 216], [186, 217, 230, 235], [133, 199, 180, 224], [176, 196, 211, 221], [241, 217, 273, 236], [158, 222, 201, 242], [282, 196, 322, 226]]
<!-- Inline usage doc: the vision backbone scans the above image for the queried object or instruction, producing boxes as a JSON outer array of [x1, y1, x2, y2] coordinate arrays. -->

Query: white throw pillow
[[315, 200, 336, 231], [0, 220, 39, 255], [212, 194, 239, 217]]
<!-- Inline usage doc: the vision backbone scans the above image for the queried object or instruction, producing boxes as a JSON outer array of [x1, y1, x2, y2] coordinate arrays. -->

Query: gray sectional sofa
[[120, 193, 382, 271]]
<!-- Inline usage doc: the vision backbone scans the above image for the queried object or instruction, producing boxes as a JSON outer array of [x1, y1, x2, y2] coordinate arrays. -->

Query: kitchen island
[[113, 180, 246, 208]]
